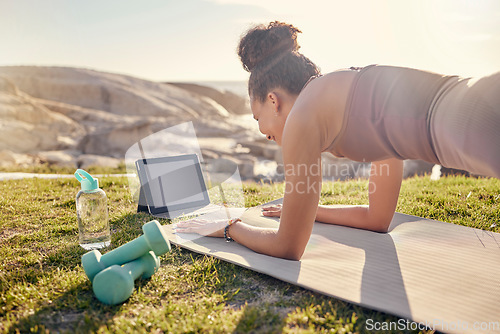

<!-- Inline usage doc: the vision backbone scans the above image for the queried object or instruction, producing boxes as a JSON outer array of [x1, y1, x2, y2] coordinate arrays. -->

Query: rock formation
[[167, 82, 250, 115], [0, 66, 261, 178]]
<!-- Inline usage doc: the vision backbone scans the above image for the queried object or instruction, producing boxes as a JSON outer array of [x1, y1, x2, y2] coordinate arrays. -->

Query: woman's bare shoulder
[[297, 69, 357, 110], [287, 69, 356, 149], [322, 69, 358, 83]]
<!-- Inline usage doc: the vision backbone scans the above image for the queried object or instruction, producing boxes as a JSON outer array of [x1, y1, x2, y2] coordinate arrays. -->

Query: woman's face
[[250, 91, 290, 146]]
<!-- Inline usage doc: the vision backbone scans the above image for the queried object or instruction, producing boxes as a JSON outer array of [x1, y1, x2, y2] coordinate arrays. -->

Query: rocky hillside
[[0, 66, 284, 179]]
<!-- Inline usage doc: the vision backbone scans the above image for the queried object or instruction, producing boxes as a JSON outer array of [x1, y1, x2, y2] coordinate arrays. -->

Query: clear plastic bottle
[[75, 169, 111, 250]]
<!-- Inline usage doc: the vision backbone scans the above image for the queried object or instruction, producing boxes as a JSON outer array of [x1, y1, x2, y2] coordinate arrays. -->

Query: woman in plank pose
[[175, 21, 500, 260]]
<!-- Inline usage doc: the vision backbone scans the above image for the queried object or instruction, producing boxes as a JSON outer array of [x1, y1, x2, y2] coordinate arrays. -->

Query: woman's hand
[[262, 204, 282, 217], [173, 218, 228, 238]]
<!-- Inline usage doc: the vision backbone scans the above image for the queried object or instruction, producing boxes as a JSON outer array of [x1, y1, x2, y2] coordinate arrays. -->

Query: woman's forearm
[[225, 206, 384, 260], [315, 205, 388, 232], [227, 222, 300, 260], [315, 159, 402, 233]]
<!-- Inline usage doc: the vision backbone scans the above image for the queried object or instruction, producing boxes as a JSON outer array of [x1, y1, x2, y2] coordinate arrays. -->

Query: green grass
[[0, 175, 498, 333], [0, 163, 127, 175]]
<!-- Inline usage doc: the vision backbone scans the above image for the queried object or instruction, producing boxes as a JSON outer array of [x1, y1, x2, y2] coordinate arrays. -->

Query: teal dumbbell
[[81, 220, 170, 281], [92, 251, 160, 305]]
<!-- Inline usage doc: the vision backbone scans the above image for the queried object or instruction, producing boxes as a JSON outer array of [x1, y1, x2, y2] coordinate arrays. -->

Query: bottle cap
[[74, 169, 99, 192]]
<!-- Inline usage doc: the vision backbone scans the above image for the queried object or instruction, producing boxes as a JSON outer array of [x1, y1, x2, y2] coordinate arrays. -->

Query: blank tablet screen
[[136, 154, 209, 214]]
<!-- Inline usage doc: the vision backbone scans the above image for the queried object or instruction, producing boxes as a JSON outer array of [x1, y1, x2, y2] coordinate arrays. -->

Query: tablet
[[135, 154, 210, 217]]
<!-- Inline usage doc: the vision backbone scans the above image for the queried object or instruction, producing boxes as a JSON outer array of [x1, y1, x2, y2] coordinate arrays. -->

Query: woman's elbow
[[276, 243, 305, 261], [281, 251, 303, 261], [283, 250, 303, 261], [370, 218, 391, 233]]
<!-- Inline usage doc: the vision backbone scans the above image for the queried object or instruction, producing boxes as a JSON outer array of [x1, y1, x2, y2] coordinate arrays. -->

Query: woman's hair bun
[[238, 21, 301, 72]]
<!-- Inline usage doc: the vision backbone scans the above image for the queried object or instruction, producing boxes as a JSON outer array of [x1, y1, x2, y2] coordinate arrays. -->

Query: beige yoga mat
[[163, 199, 500, 334]]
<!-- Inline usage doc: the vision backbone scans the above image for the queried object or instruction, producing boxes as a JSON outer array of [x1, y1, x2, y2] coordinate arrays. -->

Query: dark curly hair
[[237, 21, 320, 102]]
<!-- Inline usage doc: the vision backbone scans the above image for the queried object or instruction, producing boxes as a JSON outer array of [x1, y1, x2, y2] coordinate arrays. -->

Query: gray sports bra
[[326, 65, 458, 163]]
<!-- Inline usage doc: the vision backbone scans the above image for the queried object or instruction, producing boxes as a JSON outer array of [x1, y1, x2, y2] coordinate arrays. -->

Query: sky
[[0, 0, 499, 82]]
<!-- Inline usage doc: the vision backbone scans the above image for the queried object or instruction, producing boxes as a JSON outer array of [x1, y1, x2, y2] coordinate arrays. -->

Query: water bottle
[[75, 169, 111, 250]]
